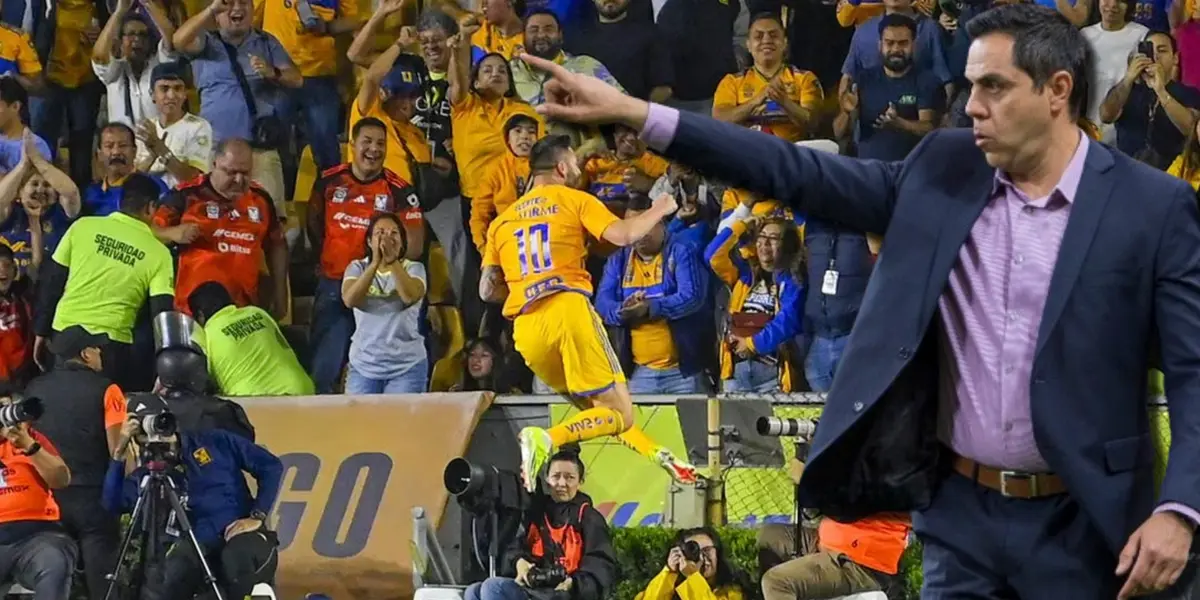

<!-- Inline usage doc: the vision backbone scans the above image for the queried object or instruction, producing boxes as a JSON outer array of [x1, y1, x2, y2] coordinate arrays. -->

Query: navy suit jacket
[[658, 109, 1200, 554]]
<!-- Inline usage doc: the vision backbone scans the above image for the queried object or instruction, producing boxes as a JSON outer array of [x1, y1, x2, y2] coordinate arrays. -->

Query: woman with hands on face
[[340, 213, 430, 395], [636, 527, 749, 600]]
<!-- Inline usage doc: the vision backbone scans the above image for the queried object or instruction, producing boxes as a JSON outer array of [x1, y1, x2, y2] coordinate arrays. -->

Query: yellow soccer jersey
[[484, 184, 619, 318]]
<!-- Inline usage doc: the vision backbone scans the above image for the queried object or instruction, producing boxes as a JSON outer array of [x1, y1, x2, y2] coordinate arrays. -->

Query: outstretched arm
[[518, 53, 902, 236]]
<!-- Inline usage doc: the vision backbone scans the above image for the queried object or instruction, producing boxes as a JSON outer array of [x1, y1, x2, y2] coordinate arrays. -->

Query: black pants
[[140, 530, 278, 600], [0, 530, 77, 600], [56, 487, 121, 600]]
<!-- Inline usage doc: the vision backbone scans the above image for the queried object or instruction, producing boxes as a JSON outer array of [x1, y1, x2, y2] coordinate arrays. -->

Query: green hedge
[[609, 526, 923, 600]]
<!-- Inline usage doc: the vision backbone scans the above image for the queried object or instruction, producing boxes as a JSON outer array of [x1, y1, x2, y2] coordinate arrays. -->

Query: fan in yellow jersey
[[481, 135, 698, 491]]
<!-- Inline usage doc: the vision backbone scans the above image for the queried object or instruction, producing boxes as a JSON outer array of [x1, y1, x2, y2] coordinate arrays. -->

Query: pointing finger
[[519, 53, 571, 80]]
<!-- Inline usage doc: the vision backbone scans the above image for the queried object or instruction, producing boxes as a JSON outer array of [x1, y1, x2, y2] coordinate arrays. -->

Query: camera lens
[[681, 540, 701, 562]]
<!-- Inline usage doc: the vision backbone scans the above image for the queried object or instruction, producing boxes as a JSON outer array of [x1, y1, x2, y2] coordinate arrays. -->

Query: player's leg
[[531, 296, 697, 484], [510, 297, 595, 491]]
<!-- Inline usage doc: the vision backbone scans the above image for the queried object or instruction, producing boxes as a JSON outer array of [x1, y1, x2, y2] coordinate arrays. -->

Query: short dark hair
[[119, 173, 163, 215], [548, 447, 585, 480], [965, 3, 1092, 118], [416, 8, 459, 35], [352, 117, 388, 139], [748, 11, 786, 31], [188, 281, 234, 323], [0, 245, 15, 262], [1146, 29, 1178, 54], [529, 135, 573, 174], [99, 122, 136, 146], [0, 78, 29, 125], [524, 8, 561, 29], [878, 13, 917, 38], [121, 13, 149, 35]]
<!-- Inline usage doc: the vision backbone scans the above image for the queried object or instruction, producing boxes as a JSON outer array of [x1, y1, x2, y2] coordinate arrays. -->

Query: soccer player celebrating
[[480, 134, 697, 491]]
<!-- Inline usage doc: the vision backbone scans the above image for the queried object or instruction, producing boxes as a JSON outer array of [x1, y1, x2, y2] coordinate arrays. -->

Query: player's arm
[[479, 266, 508, 304], [599, 193, 679, 247], [479, 227, 508, 304]]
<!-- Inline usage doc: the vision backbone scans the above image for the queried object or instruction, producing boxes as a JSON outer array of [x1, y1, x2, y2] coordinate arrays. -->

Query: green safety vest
[[200, 304, 314, 397]]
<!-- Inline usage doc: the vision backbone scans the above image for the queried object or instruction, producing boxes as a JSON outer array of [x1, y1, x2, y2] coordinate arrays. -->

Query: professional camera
[[140, 412, 178, 440], [757, 416, 817, 438], [680, 540, 702, 563], [526, 563, 567, 589], [444, 457, 528, 515], [0, 395, 42, 429]]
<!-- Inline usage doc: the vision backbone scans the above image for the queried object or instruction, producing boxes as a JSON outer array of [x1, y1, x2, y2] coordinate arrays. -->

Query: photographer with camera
[[0, 386, 74, 599], [103, 395, 283, 599], [24, 326, 129, 600], [464, 450, 616, 600], [636, 527, 749, 600]]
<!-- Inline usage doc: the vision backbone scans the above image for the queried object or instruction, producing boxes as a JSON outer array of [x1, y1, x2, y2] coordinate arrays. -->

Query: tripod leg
[[104, 477, 151, 600], [161, 479, 226, 600]]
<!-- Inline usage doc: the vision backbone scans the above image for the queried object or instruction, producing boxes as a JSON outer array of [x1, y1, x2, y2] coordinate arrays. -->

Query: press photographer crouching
[[0, 388, 75, 598], [102, 393, 283, 600], [465, 450, 617, 600], [636, 527, 750, 600]]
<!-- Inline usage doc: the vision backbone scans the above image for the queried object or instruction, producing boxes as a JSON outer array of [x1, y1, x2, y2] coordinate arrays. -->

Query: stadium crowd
[[0, 0, 1178, 596], [0, 0, 1186, 401]]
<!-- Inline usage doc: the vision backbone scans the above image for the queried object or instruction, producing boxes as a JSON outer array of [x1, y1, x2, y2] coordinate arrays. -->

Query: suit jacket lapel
[[1034, 143, 1117, 358]]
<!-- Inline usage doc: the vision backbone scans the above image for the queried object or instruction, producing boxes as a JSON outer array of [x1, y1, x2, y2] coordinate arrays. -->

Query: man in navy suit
[[520, 4, 1200, 598]]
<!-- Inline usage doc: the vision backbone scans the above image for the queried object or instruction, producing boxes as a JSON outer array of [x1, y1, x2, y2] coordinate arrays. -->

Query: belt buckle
[[999, 470, 1037, 497]]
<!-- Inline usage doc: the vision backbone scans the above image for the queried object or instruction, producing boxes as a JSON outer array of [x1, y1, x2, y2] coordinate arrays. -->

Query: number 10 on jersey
[[516, 223, 553, 277]]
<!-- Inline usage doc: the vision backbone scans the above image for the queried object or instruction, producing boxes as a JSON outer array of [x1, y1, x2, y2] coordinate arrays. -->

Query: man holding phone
[[1099, 30, 1200, 168]]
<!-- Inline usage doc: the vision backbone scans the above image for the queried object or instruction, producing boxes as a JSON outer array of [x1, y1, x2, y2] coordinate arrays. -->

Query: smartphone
[[1139, 40, 1155, 60]]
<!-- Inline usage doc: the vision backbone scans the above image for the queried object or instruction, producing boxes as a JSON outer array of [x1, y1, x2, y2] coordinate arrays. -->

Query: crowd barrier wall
[[237, 393, 1170, 599]]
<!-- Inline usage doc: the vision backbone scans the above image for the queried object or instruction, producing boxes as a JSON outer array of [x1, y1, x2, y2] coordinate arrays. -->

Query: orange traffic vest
[[526, 504, 588, 574], [818, 514, 911, 575]]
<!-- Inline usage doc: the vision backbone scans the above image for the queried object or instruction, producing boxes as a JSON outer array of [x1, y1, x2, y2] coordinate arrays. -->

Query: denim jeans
[[308, 277, 355, 393], [345, 359, 429, 394], [31, 80, 103, 187], [628, 365, 701, 394], [463, 577, 531, 600], [804, 333, 850, 393], [724, 360, 779, 393]]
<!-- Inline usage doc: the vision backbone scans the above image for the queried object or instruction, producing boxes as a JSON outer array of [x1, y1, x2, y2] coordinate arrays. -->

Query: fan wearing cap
[[24, 324, 128, 600], [135, 63, 215, 189], [0, 383, 74, 599], [350, 38, 450, 186], [105, 394, 283, 600], [188, 280, 313, 396]]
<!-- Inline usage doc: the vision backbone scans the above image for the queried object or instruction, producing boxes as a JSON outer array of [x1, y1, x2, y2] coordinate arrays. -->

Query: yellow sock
[[617, 424, 662, 460], [547, 407, 625, 447]]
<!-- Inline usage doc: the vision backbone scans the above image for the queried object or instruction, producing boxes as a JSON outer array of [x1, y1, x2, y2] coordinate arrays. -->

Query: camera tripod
[[103, 458, 226, 600]]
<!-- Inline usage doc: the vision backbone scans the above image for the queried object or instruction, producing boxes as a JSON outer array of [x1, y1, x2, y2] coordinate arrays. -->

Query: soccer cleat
[[655, 447, 699, 485], [519, 426, 554, 493]]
